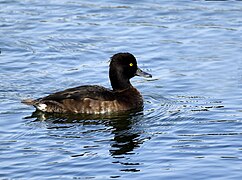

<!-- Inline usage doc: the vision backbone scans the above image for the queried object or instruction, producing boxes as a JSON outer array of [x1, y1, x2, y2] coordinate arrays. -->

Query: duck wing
[[22, 85, 118, 114], [40, 85, 115, 102]]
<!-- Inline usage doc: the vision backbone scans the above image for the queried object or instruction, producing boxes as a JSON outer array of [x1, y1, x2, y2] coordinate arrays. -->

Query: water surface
[[1, 0, 242, 179]]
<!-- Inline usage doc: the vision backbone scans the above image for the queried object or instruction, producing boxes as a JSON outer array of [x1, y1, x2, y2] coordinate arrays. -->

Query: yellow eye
[[129, 63, 133, 67]]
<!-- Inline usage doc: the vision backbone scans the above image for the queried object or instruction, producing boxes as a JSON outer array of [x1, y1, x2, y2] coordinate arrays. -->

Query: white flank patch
[[36, 103, 47, 112]]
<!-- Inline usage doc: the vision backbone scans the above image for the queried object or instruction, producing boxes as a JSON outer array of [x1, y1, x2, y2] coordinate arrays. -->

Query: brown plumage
[[22, 53, 152, 114]]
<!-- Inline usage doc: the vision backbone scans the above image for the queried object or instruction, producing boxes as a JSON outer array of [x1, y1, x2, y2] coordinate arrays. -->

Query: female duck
[[22, 53, 152, 114]]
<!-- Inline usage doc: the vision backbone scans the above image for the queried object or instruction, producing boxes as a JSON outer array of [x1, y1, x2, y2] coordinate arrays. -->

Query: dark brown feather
[[40, 85, 115, 102], [21, 53, 151, 114], [30, 86, 143, 114]]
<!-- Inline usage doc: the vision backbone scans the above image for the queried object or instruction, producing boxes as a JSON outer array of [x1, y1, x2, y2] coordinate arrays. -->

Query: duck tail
[[21, 99, 37, 105]]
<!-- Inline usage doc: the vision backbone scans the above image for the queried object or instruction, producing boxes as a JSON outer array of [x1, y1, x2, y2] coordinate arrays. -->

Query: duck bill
[[135, 68, 152, 78]]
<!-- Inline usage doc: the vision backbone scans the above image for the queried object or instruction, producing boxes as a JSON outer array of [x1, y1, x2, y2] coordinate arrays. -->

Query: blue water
[[1, 0, 242, 179]]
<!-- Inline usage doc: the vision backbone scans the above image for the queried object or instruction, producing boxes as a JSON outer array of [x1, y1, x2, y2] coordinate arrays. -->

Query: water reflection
[[24, 110, 146, 163]]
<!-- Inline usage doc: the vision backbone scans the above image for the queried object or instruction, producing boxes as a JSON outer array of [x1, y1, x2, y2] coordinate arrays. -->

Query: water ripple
[[1, 0, 242, 179]]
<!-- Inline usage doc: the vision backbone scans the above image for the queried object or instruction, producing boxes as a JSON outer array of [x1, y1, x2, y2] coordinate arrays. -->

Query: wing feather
[[40, 85, 115, 102]]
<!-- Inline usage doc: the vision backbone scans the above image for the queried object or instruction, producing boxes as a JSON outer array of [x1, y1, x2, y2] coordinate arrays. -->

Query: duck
[[22, 52, 152, 114]]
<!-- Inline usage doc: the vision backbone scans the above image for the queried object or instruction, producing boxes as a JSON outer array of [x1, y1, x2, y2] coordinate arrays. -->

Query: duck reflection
[[24, 110, 146, 157], [109, 115, 142, 156]]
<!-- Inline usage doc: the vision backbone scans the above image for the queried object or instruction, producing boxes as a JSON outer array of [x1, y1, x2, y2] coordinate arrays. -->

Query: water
[[1, 0, 242, 179]]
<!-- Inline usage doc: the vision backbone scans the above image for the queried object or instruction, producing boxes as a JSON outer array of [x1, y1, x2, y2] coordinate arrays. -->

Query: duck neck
[[109, 71, 132, 91], [113, 81, 132, 91]]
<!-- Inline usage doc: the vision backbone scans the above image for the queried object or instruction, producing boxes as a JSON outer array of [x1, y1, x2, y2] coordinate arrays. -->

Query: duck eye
[[129, 63, 133, 67]]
